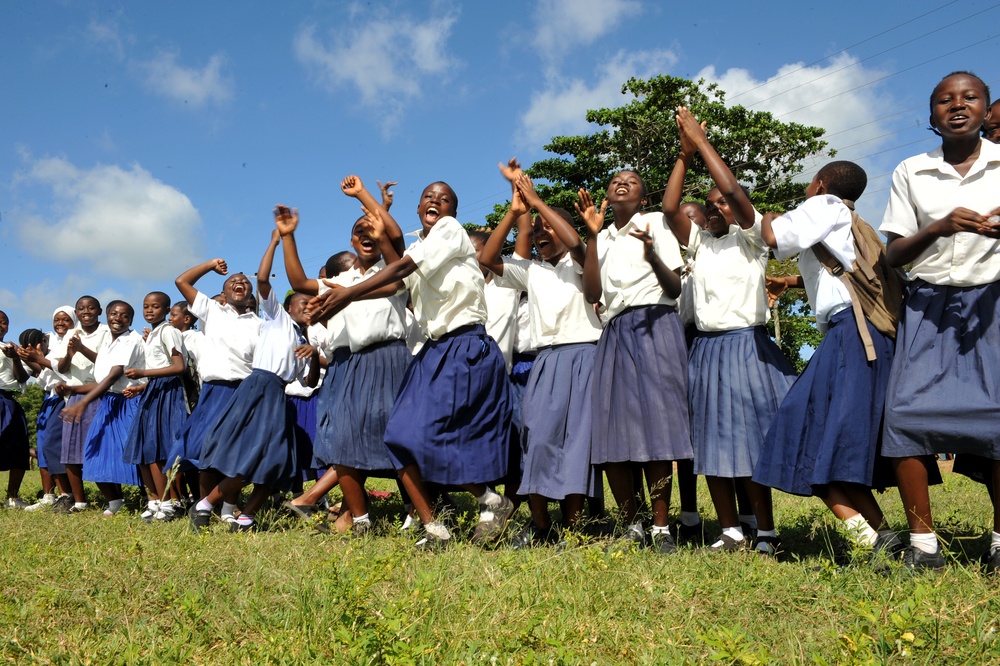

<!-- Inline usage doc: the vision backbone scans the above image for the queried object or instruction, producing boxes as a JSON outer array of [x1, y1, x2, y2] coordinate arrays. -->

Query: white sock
[[42, 494, 57, 503], [425, 521, 451, 540], [844, 514, 878, 547], [475, 488, 503, 509], [73, 502, 88, 510], [221, 502, 238, 519], [147, 500, 160, 512], [651, 524, 671, 535], [722, 526, 745, 542], [992, 531, 1000, 554], [738, 514, 757, 530], [909, 531, 938, 554], [196, 499, 213, 512], [353, 513, 371, 525], [107, 499, 124, 514], [236, 514, 254, 526], [680, 511, 700, 527]]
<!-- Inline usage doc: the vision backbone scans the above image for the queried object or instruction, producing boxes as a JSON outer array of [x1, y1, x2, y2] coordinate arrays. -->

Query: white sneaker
[[6, 497, 29, 509], [24, 494, 57, 511]]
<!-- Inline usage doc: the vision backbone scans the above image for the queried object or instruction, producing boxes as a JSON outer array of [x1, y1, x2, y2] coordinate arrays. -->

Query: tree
[[488, 74, 832, 368], [16, 382, 44, 450]]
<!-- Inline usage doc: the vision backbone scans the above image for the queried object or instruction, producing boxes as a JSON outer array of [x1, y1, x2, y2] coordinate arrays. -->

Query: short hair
[[324, 251, 357, 278], [106, 300, 135, 320], [815, 161, 867, 202], [929, 71, 991, 136], [19, 328, 45, 347], [146, 291, 171, 308], [173, 300, 198, 323], [548, 207, 575, 226], [76, 295, 101, 309], [283, 291, 309, 310], [426, 181, 459, 215], [466, 230, 490, 249]]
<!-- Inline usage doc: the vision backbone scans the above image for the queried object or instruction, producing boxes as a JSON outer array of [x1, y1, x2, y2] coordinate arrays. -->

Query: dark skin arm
[[257, 229, 280, 302], [628, 224, 683, 298], [760, 212, 779, 249], [342, 175, 405, 259], [496, 159, 535, 260], [3, 345, 29, 383], [274, 206, 320, 295], [662, 112, 703, 245], [176, 258, 228, 304], [577, 189, 608, 304], [295, 344, 321, 388], [59, 368, 123, 422], [884, 206, 1000, 266], [479, 187, 528, 276], [308, 256, 417, 325], [125, 349, 184, 380], [515, 174, 587, 266]]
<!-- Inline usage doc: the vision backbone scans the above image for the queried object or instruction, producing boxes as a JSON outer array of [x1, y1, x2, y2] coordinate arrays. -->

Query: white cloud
[[86, 19, 126, 60], [293, 5, 461, 136], [15, 156, 204, 281], [15, 277, 125, 324], [518, 48, 677, 146], [136, 51, 234, 107], [532, 0, 641, 76]]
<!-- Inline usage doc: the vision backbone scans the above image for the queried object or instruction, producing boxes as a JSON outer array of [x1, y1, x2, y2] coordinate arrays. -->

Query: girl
[[479, 172, 603, 547], [190, 230, 319, 533], [60, 301, 145, 515], [578, 171, 692, 553], [309, 180, 513, 548], [663, 108, 795, 554], [57, 296, 109, 511], [0, 310, 30, 507], [278, 176, 410, 536], [123, 292, 188, 521], [880, 71, 1000, 572]]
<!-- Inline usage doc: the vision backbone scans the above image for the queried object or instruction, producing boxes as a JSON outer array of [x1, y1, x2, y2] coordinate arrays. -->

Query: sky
[[3, 0, 999, 336]]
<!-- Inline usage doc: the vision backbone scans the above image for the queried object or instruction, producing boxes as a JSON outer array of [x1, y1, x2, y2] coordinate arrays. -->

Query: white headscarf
[[47, 305, 79, 357]]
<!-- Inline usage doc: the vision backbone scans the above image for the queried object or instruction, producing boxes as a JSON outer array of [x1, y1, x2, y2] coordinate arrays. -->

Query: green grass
[[2, 467, 999, 665]]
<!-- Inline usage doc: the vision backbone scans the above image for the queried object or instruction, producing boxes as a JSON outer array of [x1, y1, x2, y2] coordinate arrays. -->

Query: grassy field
[[2, 466, 999, 665]]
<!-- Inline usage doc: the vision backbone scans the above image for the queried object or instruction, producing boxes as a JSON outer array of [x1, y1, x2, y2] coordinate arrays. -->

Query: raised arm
[[308, 256, 417, 325], [496, 158, 534, 260], [176, 258, 229, 304], [759, 211, 779, 248], [677, 106, 756, 229], [274, 205, 321, 296], [576, 189, 608, 304], [515, 174, 586, 266], [479, 188, 528, 276], [342, 175, 405, 258], [662, 113, 699, 245], [257, 228, 280, 301], [377, 180, 398, 211]]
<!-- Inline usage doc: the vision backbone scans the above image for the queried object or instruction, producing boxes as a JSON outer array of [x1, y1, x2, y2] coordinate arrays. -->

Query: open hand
[[498, 158, 523, 182], [273, 205, 299, 236], [575, 189, 608, 236], [628, 223, 656, 261], [377, 180, 397, 210], [513, 174, 543, 209]]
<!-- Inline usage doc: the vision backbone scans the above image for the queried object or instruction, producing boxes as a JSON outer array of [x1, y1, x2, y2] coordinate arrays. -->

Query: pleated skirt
[[166, 379, 241, 469], [60, 395, 98, 465], [200, 369, 297, 488], [312, 347, 351, 468], [0, 390, 29, 471], [327, 339, 408, 473], [883, 279, 1000, 458], [35, 394, 64, 472], [82, 393, 140, 485], [518, 343, 597, 499], [383, 324, 512, 485], [287, 393, 317, 474], [123, 376, 188, 465], [590, 305, 693, 464], [753, 308, 895, 496], [688, 326, 796, 477]]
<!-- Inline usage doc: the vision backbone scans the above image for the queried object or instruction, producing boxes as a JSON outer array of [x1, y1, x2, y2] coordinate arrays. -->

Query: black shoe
[[869, 531, 905, 571], [706, 533, 747, 553], [985, 548, 1000, 575], [510, 523, 560, 550], [752, 535, 782, 557], [51, 495, 74, 514], [902, 546, 946, 571], [229, 520, 257, 533], [675, 520, 704, 545], [189, 504, 211, 533], [652, 531, 677, 554]]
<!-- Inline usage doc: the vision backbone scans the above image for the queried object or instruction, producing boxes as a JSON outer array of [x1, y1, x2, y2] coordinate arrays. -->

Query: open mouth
[[424, 206, 441, 224], [359, 237, 376, 251]]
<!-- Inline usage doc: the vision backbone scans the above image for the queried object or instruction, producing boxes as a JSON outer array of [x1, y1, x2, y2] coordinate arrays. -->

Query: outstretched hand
[[306, 285, 350, 325], [575, 189, 608, 236], [377, 180, 397, 210], [498, 158, 523, 183], [16, 344, 45, 364], [628, 223, 657, 262], [675, 107, 707, 156], [273, 205, 299, 236], [341, 175, 365, 199], [513, 174, 543, 209]]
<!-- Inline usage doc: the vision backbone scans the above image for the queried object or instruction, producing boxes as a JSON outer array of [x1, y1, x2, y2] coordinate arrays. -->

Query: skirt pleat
[[287, 393, 318, 475], [82, 393, 140, 485], [166, 379, 241, 469], [312, 348, 351, 468], [34, 394, 64, 472], [60, 395, 98, 465], [0, 391, 29, 471], [123, 376, 188, 464]]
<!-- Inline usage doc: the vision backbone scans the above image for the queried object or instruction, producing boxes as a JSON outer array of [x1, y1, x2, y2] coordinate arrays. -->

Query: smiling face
[[0, 311, 7, 341], [143, 293, 170, 325], [679, 202, 709, 230], [75, 297, 102, 333], [985, 100, 1000, 143], [704, 188, 734, 236], [106, 303, 133, 338], [532, 214, 568, 263], [606, 171, 647, 209], [930, 73, 990, 141], [286, 293, 310, 327], [53, 311, 74, 336], [417, 182, 458, 234], [350, 218, 381, 267], [223, 273, 253, 309]]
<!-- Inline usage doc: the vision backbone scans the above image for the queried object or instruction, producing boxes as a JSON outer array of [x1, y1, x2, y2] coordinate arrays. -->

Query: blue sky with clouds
[[3, 0, 998, 335]]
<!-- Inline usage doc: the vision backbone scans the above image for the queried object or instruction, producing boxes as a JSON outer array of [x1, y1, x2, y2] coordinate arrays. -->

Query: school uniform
[[590, 211, 693, 464], [60, 324, 110, 466], [167, 293, 260, 468], [34, 340, 73, 475], [285, 326, 322, 479], [0, 351, 29, 472], [382, 216, 512, 485], [685, 218, 796, 478], [880, 139, 1000, 459], [311, 315, 351, 469], [199, 289, 301, 488], [123, 321, 188, 465], [81, 330, 145, 486], [180, 328, 204, 411], [494, 251, 602, 499], [753, 195, 895, 496]]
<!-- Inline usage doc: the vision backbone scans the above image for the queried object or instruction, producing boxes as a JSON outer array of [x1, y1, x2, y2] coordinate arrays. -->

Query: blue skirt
[[200, 369, 297, 488], [35, 394, 64, 471], [328, 340, 408, 473], [288, 393, 318, 475], [0, 390, 29, 471], [689, 326, 796, 477], [591, 305, 693, 464], [166, 379, 241, 469], [313, 348, 351, 468], [82, 393, 140, 485], [60, 395, 98, 466], [753, 309, 894, 497], [883, 279, 1000, 458], [123, 376, 188, 465], [384, 324, 512, 485], [518, 343, 597, 499]]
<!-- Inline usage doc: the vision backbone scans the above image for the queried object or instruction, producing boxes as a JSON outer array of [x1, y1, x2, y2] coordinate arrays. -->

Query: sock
[[738, 514, 758, 530], [107, 499, 124, 514], [424, 521, 451, 540], [147, 500, 160, 512], [992, 531, 1000, 554], [909, 531, 938, 554], [353, 513, 371, 525], [651, 524, 671, 535], [42, 494, 57, 502], [221, 502, 238, 520], [756, 528, 777, 539], [73, 502, 88, 510], [196, 499, 213, 512], [844, 514, 878, 547], [236, 515, 255, 526], [722, 526, 745, 541], [475, 487, 503, 509], [680, 511, 700, 527]]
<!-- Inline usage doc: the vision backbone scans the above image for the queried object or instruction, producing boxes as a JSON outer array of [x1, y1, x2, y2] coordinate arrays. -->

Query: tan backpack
[[811, 200, 906, 361]]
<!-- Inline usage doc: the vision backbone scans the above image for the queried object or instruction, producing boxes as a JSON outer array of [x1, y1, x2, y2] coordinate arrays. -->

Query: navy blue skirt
[[591, 305, 693, 464], [313, 347, 351, 468], [0, 390, 29, 471], [883, 279, 1000, 458], [34, 394, 63, 471], [287, 393, 318, 475], [60, 395, 98, 465], [200, 369, 297, 488], [328, 339, 408, 473], [384, 324, 512, 485], [166, 379, 241, 469], [518, 343, 597, 499], [82, 393, 140, 486], [689, 326, 796, 478], [753, 309, 895, 497], [123, 376, 188, 465]]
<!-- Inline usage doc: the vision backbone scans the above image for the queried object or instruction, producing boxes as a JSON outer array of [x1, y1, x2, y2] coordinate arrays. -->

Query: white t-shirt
[[483, 278, 519, 372], [771, 195, 855, 331], [880, 138, 1000, 286], [142, 321, 185, 371], [252, 289, 301, 383], [63, 324, 110, 386], [93, 330, 146, 394], [189, 292, 261, 382], [0, 351, 23, 392], [320, 260, 410, 352]]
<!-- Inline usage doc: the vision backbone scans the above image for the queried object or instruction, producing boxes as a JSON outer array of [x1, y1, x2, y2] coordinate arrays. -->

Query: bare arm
[[3, 346, 29, 383], [257, 229, 280, 301], [274, 205, 320, 295], [760, 212, 779, 249], [125, 349, 185, 380], [479, 188, 528, 276], [59, 368, 123, 422], [576, 189, 608, 304], [628, 224, 682, 298], [515, 174, 587, 266], [342, 175, 405, 258], [176, 258, 228, 304], [884, 205, 1000, 267], [308, 256, 417, 325]]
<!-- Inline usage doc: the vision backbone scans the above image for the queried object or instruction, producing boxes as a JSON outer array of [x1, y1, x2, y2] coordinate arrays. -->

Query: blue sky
[[3, 0, 998, 335]]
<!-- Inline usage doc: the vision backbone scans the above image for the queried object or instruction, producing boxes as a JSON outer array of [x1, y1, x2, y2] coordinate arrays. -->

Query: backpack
[[811, 200, 906, 361]]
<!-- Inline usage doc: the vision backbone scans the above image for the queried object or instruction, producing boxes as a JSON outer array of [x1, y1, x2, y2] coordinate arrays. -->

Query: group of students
[[2, 70, 999, 571]]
